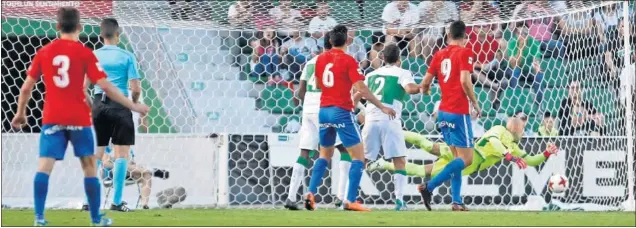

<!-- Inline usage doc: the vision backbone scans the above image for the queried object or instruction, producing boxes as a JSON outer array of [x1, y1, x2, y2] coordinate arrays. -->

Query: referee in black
[[92, 18, 141, 212]]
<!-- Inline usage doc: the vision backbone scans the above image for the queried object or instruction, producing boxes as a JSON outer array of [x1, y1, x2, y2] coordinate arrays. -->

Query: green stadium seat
[[540, 59, 567, 87], [474, 87, 497, 117], [401, 56, 428, 78], [541, 89, 567, 115], [278, 114, 301, 129], [500, 88, 537, 116], [584, 89, 617, 115], [403, 117, 427, 134], [356, 30, 374, 50], [329, 1, 361, 22], [211, 1, 234, 23], [421, 86, 440, 114], [526, 117, 541, 134], [362, 1, 385, 23], [480, 117, 505, 131], [260, 86, 300, 114]]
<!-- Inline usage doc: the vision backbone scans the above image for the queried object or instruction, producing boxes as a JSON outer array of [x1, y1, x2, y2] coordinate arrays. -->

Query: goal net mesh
[[1, 0, 634, 211]]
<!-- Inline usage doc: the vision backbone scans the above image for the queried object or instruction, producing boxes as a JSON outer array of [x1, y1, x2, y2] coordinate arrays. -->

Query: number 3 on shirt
[[441, 59, 451, 83], [52, 55, 70, 88], [322, 63, 334, 88]]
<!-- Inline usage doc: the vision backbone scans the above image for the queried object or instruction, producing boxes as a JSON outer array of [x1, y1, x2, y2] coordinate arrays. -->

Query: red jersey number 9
[[322, 63, 334, 88], [52, 55, 70, 88], [441, 59, 451, 83]]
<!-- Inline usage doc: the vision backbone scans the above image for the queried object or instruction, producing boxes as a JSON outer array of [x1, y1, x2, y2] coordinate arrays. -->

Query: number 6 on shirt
[[322, 63, 334, 88]]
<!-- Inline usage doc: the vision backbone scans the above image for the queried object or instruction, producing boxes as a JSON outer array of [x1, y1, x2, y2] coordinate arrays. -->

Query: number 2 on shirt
[[441, 59, 451, 83], [322, 63, 334, 88]]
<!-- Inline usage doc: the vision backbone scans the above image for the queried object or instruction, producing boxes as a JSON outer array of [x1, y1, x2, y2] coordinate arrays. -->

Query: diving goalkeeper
[[367, 117, 559, 210]]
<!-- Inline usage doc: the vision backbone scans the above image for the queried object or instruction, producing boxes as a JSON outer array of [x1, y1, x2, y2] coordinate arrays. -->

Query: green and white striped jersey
[[364, 65, 415, 122], [300, 56, 321, 114]]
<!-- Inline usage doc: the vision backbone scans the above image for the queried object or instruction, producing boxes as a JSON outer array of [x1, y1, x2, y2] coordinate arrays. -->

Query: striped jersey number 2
[[322, 63, 334, 88], [373, 77, 385, 100], [441, 59, 452, 83]]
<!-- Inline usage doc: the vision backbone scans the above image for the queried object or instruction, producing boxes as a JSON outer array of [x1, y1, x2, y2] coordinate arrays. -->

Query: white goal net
[[1, 0, 634, 211]]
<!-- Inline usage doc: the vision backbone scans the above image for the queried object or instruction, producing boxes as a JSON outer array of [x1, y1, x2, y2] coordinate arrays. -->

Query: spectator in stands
[[603, 17, 635, 93], [380, 0, 420, 57], [307, 1, 337, 40], [346, 28, 370, 70], [538, 111, 558, 136], [169, 0, 195, 21], [228, 0, 253, 27], [228, 0, 271, 66], [369, 32, 386, 70], [594, 4, 622, 48], [250, 30, 282, 79], [505, 25, 545, 104], [459, 1, 502, 27], [557, 10, 597, 59], [266, 72, 294, 91], [558, 81, 604, 136], [269, 0, 303, 36], [512, 1, 564, 58], [467, 22, 507, 109], [417, 1, 458, 60], [280, 31, 319, 80]]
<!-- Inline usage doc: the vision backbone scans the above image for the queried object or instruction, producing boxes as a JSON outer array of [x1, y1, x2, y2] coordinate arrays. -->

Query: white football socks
[[337, 160, 351, 200], [287, 163, 306, 202], [394, 173, 406, 202]]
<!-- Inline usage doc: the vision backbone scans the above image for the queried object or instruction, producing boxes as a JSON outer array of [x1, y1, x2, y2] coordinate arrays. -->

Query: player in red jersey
[[305, 25, 396, 212], [418, 20, 480, 211], [10, 7, 148, 226]]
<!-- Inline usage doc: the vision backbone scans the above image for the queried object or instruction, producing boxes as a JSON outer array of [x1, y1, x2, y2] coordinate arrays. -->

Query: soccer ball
[[548, 174, 568, 193]]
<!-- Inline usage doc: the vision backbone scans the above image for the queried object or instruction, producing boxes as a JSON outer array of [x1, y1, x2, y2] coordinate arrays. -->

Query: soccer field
[[2, 209, 635, 226]]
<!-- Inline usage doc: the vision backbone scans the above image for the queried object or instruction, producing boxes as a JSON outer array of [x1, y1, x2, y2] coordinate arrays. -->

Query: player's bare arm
[[96, 79, 149, 115], [11, 76, 37, 129], [420, 72, 434, 95], [352, 81, 396, 119], [404, 83, 420, 94], [83, 77, 93, 108], [460, 70, 481, 117], [298, 80, 308, 102], [129, 79, 141, 103]]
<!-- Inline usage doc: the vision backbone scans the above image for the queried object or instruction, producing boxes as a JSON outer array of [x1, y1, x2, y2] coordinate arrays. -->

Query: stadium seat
[[540, 59, 568, 87], [526, 117, 541, 134], [421, 86, 440, 114], [260, 86, 300, 114], [584, 89, 617, 114], [474, 87, 497, 117], [541, 89, 567, 115], [356, 30, 374, 50], [403, 117, 427, 134], [329, 1, 361, 22], [401, 56, 428, 79], [480, 117, 505, 131], [500, 88, 537, 116], [277, 114, 301, 132]]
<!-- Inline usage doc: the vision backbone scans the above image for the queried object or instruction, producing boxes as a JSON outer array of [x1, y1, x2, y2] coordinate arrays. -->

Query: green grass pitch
[[2, 209, 635, 226]]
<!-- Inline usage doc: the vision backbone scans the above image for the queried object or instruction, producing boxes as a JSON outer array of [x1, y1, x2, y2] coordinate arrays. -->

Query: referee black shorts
[[92, 94, 135, 147]]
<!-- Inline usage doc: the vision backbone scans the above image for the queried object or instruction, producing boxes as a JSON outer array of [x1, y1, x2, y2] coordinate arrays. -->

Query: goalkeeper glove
[[543, 143, 559, 158], [504, 153, 527, 169]]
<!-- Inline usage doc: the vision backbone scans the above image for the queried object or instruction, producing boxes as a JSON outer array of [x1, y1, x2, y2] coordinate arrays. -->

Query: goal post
[[1, 0, 634, 211]]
